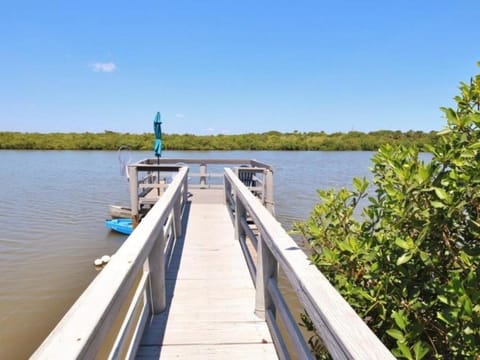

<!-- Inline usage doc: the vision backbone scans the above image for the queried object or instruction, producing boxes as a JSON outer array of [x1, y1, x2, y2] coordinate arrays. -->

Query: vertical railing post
[[199, 163, 207, 188], [224, 175, 229, 204], [225, 174, 233, 207], [255, 233, 277, 319], [182, 168, 189, 205], [173, 194, 182, 238], [128, 164, 140, 227], [175, 168, 188, 238], [264, 169, 275, 214], [148, 227, 166, 314], [234, 192, 246, 242]]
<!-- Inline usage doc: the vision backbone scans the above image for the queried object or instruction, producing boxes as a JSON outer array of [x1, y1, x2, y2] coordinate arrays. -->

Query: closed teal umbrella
[[153, 112, 162, 158], [153, 112, 162, 195]]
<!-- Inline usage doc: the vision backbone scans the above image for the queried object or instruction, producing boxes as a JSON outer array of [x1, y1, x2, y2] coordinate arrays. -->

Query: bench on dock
[[32, 159, 394, 360]]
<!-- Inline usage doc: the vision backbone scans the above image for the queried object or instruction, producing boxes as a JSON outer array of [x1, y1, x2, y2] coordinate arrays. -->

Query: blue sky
[[1, 1, 479, 135]]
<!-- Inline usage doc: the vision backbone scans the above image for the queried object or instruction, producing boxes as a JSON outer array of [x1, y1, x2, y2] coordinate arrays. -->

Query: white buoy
[[94, 258, 103, 267], [101, 255, 111, 264]]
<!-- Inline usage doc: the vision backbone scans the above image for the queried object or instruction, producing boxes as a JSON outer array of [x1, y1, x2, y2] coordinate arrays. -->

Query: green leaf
[[395, 238, 414, 250], [419, 251, 432, 265], [437, 311, 452, 325], [397, 252, 413, 265], [352, 177, 368, 193], [437, 127, 452, 136], [392, 311, 408, 331], [386, 328, 405, 341], [431, 201, 446, 209], [398, 342, 413, 360], [416, 166, 430, 183], [413, 341, 429, 360], [434, 187, 452, 203], [441, 107, 459, 126], [437, 295, 450, 305], [338, 240, 354, 253]]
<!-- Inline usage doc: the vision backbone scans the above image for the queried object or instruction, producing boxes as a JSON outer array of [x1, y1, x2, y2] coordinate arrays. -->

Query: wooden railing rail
[[224, 168, 395, 360], [129, 158, 274, 215], [31, 167, 189, 360]]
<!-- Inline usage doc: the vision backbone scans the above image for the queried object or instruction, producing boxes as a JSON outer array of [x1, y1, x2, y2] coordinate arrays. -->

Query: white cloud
[[175, 113, 185, 119], [90, 62, 117, 73]]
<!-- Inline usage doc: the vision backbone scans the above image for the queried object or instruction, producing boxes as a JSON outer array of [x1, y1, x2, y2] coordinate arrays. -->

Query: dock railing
[[128, 158, 274, 224], [224, 168, 395, 360], [31, 167, 189, 360]]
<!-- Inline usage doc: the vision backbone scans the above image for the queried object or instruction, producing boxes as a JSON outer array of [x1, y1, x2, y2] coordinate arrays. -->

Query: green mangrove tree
[[295, 65, 480, 359]]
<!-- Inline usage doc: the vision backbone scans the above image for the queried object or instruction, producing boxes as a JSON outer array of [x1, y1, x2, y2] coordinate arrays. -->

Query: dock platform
[[137, 189, 276, 359]]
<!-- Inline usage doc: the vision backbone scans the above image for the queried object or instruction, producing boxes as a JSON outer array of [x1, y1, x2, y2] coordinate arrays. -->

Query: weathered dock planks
[[136, 193, 277, 359]]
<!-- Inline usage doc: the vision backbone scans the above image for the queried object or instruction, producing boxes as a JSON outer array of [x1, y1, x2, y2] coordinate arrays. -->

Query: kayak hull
[[105, 218, 133, 235]]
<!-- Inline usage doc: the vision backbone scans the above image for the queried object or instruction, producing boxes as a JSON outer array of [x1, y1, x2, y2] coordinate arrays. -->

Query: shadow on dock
[[138, 200, 192, 357]]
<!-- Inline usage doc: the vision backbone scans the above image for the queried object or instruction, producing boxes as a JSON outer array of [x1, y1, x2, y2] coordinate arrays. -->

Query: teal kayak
[[105, 218, 133, 235]]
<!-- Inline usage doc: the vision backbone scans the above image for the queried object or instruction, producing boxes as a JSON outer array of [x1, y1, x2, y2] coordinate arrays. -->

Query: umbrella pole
[[157, 156, 160, 196]]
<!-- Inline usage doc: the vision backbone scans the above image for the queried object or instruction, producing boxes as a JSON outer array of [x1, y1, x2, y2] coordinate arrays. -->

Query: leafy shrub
[[294, 65, 480, 359]]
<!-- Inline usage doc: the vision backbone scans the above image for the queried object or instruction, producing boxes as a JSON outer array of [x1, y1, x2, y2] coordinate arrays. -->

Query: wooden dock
[[137, 189, 277, 359], [32, 159, 395, 360]]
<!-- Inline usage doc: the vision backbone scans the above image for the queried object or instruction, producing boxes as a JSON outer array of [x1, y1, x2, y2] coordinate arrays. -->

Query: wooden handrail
[[31, 167, 189, 359], [138, 157, 273, 170], [127, 159, 274, 222], [224, 168, 395, 360]]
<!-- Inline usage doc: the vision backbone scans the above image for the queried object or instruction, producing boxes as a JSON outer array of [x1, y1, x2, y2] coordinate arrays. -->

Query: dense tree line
[[0, 129, 437, 151]]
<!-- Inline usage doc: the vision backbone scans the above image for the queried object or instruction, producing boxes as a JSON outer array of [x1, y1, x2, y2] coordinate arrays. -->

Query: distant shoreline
[[0, 130, 437, 151]]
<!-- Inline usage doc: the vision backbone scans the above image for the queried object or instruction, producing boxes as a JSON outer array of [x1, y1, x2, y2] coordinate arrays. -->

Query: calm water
[[0, 150, 374, 359]]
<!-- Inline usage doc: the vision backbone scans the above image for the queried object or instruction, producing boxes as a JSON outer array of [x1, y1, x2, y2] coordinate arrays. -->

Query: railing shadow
[[136, 200, 192, 357]]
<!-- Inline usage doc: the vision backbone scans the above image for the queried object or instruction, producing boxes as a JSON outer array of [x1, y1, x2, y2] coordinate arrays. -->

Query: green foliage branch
[[294, 65, 480, 359]]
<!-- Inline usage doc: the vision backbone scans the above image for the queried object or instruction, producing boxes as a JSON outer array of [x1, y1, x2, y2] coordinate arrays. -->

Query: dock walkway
[[136, 189, 277, 359], [32, 161, 395, 360]]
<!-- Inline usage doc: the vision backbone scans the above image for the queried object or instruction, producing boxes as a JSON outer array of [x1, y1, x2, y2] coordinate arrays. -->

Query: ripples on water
[[0, 151, 130, 358], [0, 150, 375, 359]]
